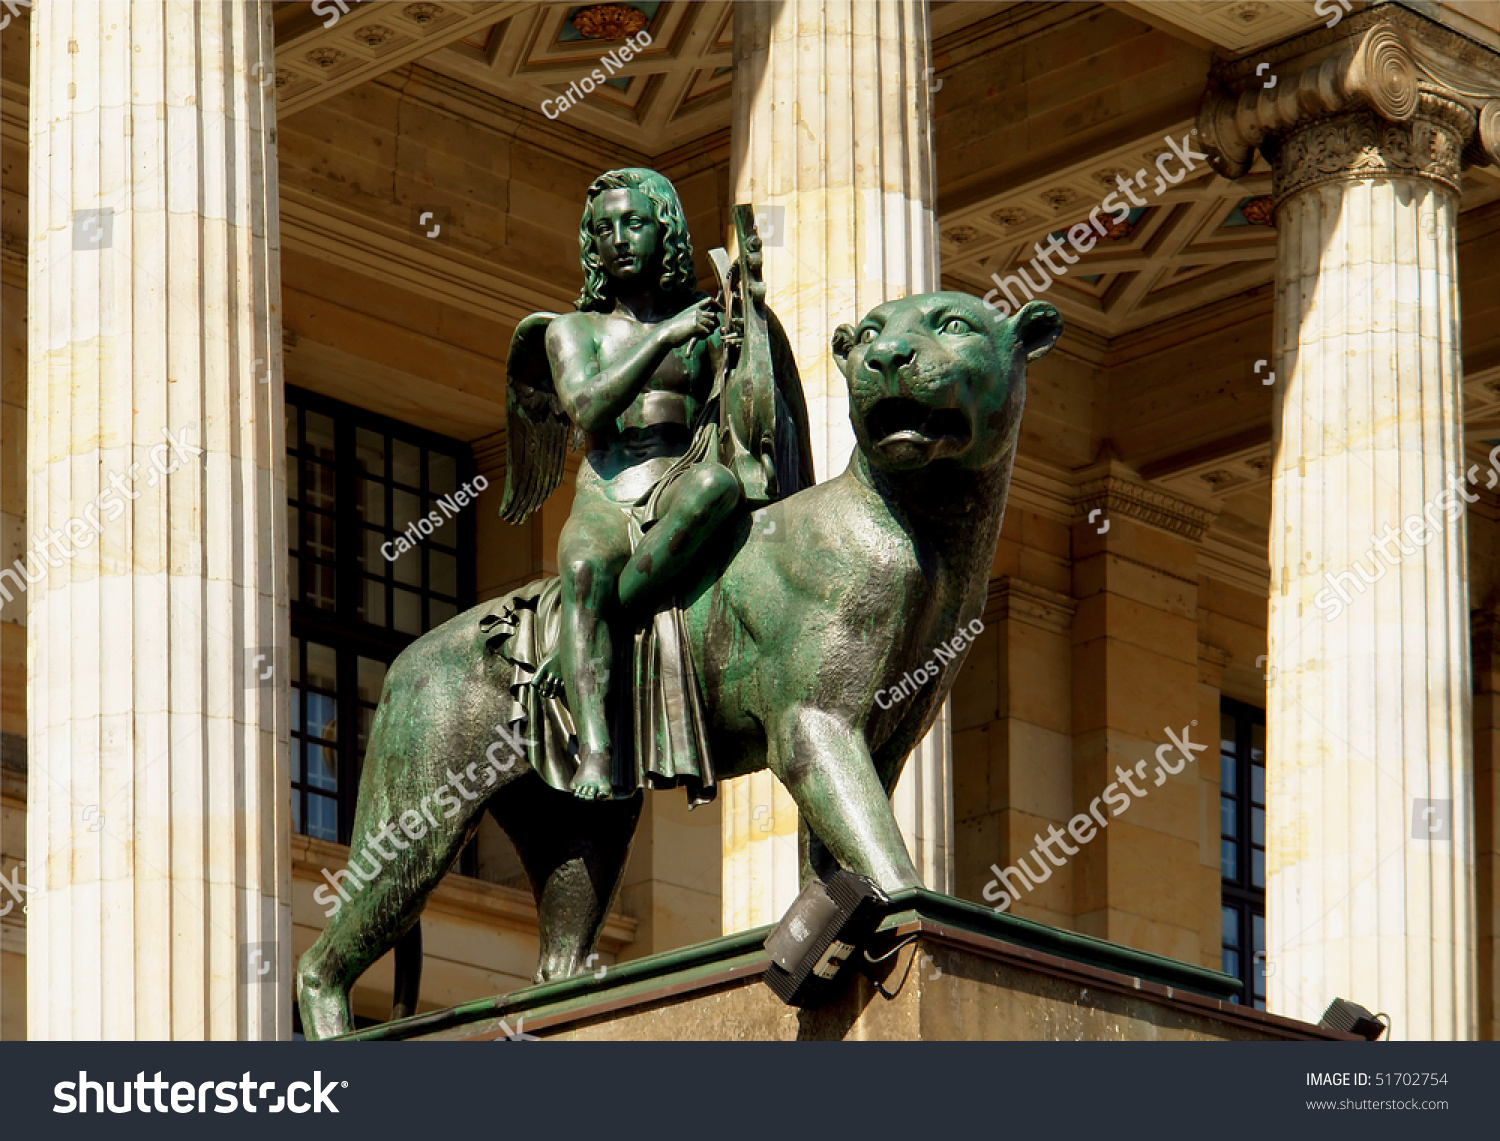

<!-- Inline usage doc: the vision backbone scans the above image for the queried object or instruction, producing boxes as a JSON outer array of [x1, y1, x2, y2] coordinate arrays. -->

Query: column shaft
[[1266, 112, 1474, 1038], [26, 0, 290, 1039], [724, 0, 946, 928]]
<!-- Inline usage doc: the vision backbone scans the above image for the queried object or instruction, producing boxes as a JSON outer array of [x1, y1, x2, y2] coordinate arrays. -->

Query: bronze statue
[[294, 168, 1062, 1041], [497, 168, 812, 802]]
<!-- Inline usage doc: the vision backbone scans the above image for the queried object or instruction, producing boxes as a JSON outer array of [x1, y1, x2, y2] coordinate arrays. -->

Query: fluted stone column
[[1199, 9, 1500, 1038], [723, 0, 948, 929], [26, 1, 290, 1039], [892, 701, 953, 894]]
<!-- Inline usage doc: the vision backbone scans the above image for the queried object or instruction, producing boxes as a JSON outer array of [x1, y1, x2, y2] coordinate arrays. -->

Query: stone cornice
[[375, 64, 651, 172], [1200, 527, 1271, 595], [934, 1, 1100, 72], [654, 127, 733, 185], [472, 427, 506, 475], [1196, 6, 1500, 187], [1008, 454, 1077, 524], [1075, 462, 1218, 541], [278, 183, 568, 327], [983, 576, 1078, 636], [1197, 641, 1233, 687]]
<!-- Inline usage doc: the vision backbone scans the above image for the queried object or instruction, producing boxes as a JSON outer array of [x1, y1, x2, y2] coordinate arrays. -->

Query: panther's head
[[832, 292, 1062, 473]]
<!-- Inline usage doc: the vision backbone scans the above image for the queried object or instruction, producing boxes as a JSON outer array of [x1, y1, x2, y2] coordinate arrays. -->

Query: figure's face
[[589, 188, 662, 283]]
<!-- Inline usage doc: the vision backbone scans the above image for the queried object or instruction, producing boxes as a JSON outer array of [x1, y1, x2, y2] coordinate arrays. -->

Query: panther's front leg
[[767, 704, 922, 896]]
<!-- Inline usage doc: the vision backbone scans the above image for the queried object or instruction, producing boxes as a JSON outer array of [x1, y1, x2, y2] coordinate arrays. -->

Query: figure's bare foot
[[570, 750, 613, 800]]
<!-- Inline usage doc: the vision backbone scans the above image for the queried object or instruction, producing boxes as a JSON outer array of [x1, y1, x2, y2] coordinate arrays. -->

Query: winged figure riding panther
[[492, 167, 812, 805], [293, 165, 1061, 1039]]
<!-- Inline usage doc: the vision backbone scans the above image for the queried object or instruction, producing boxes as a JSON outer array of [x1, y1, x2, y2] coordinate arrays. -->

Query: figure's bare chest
[[595, 315, 712, 398]]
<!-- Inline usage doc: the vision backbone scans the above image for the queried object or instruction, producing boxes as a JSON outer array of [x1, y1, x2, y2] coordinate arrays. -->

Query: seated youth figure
[[497, 168, 810, 803]]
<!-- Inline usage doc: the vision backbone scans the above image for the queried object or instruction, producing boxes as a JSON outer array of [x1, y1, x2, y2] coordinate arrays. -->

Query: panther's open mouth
[[865, 397, 972, 461]]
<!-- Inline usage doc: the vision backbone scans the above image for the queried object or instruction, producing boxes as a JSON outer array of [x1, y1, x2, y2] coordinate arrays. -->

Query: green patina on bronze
[[295, 167, 1062, 1041]]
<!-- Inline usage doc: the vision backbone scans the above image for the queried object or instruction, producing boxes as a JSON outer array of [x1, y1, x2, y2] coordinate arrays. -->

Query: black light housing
[[1318, 997, 1387, 1040], [763, 870, 889, 1007]]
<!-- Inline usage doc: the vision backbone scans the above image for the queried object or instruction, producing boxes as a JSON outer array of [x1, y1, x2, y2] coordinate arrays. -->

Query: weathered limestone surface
[[1070, 467, 1220, 965], [1199, 6, 1500, 1038], [25, 0, 290, 1039]]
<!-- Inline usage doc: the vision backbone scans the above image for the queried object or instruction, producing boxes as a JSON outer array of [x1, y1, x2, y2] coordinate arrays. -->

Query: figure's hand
[[533, 651, 566, 702], [658, 298, 720, 348]]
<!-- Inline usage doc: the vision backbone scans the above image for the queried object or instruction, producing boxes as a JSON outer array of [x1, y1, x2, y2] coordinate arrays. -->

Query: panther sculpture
[[296, 292, 1062, 1039]]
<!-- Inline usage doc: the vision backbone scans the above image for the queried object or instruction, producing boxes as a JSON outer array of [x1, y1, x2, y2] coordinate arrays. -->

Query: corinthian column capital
[[1195, 5, 1500, 202]]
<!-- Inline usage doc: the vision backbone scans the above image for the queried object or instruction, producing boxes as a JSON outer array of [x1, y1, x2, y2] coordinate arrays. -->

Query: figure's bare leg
[[617, 463, 742, 612], [558, 504, 632, 799]]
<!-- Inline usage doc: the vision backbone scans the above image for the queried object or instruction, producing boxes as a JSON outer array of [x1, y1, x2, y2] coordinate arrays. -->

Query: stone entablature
[[983, 577, 1078, 636], [1076, 463, 1218, 542]]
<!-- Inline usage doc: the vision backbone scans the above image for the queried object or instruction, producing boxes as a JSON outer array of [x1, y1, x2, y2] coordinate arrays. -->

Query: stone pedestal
[[1198, 8, 1500, 1038], [722, 0, 949, 927], [25, 0, 290, 1039], [350, 890, 1353, 1043]]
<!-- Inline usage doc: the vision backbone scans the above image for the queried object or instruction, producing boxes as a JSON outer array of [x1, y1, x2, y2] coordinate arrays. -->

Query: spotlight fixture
[[1318, 997, 1387, 1041], [763, 870, 889, 1007]]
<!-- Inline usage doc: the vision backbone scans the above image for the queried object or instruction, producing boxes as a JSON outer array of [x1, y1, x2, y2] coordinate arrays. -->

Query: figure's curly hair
[[575, 168, 698, 312]]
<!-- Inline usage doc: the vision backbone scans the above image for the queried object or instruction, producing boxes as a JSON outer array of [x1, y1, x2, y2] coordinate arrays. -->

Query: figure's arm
[[547, 301, 718, 434]]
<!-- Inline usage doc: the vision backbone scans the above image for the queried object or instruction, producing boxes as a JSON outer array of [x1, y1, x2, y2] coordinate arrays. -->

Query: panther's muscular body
[[296, 293, 1062, 1040]]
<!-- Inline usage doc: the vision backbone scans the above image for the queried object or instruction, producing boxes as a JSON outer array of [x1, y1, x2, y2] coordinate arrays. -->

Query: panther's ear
[[1013, 300, 1063, 363], [831, 323, 859, 379]]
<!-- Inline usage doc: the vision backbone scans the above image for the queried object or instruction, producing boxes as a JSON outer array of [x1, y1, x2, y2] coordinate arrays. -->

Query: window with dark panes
[[1220, 696, 1267, 1009], [285, 386, 476, 870]]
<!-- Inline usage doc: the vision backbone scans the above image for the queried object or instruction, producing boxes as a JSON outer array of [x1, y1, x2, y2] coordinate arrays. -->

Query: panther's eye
[[857, 326, 880, 344], [942, 316, 977, 336]]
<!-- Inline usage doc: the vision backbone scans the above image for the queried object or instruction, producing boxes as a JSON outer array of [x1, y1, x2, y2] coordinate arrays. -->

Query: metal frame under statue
[[295, 167, 1062, 1041]]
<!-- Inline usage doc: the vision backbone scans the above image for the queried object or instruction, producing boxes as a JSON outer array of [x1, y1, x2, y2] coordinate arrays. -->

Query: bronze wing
[[497, 312, 582, 525], [765, 304, 816, 496]]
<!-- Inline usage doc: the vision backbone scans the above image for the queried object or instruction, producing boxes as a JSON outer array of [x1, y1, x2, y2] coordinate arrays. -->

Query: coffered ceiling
[[270, 1, 1500, 339], [1121, 0, 1331, 53], [431, 1, 734, 151], [937, 131, 1281, 338], [273, 0, 733, 149]]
